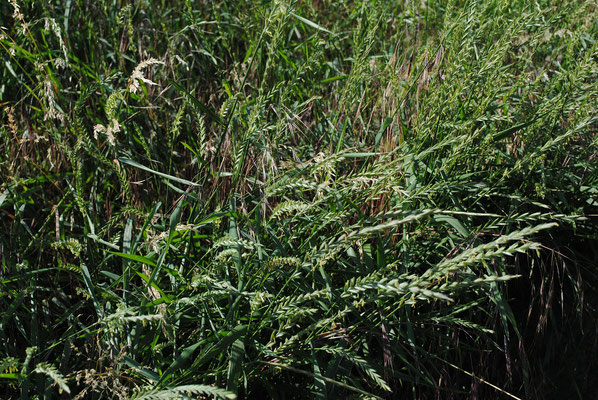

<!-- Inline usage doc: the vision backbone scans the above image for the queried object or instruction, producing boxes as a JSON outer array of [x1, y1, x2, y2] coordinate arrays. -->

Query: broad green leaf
[[108, 252, 157, 267], [80, 263, 103, 318], [119, 158, 199, 187], [157, 342, 203, 386], [291, 12, 332, 33], [434, 215, 470, 237], [226, 339, 245, 395]]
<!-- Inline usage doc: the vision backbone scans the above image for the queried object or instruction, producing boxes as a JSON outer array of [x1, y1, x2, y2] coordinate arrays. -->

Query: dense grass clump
[[1, 0, 597, 398]]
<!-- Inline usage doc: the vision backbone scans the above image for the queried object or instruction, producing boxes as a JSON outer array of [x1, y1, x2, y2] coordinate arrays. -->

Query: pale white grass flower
[[10, 0, 24, 22], [93, 124, 105, 139], [43, 80, 64, 122], [174, 54, 189, 71], [5, 106, 18, 138], [10, 0, 28, 35], [93, 119, 120, 146], [53, 57, 66, 69], [44, 18, 69, 66], [19, 21, 28, 35], [127, 58, 163, 94]]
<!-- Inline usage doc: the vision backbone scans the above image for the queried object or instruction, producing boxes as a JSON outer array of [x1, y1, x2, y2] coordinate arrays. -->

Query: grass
[[0, 0, 597, 398]]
